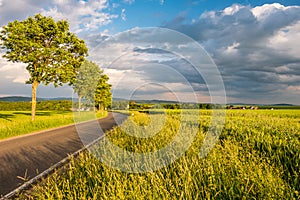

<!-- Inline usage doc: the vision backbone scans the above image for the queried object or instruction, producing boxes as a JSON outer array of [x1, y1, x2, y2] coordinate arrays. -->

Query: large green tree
[[73, 60, 102, 112], [0, 14, 88, 121], [94, 74, 112, 110]]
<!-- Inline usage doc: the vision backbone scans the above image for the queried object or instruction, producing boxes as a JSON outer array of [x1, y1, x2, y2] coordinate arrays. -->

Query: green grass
[[19, 110, 300, 199], [0, 110, 107, 140]]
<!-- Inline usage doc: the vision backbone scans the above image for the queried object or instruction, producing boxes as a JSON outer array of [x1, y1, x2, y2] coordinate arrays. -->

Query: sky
[[0, 0, 300, 104]]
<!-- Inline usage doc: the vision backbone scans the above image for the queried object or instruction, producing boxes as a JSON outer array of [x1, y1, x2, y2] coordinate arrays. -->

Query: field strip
[[0, 114, 107, 143]]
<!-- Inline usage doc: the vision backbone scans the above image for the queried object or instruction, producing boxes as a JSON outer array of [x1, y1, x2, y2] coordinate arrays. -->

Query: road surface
[[0, 112, 127, 196]]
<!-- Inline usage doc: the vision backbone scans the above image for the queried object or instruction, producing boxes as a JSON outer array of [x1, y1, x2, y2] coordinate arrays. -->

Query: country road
[[0, 112, 127, 196]]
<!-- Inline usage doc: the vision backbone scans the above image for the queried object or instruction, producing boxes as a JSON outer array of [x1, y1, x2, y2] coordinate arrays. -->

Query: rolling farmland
[[19, 109, 300, 199]]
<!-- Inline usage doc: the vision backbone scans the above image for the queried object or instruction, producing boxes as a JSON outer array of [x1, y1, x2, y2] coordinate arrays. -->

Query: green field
[[0, 111, 107, 140], [19, 109, 299, 199]]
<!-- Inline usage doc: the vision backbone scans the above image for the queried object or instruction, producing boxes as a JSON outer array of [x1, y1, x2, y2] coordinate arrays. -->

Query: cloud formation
[[0, 0, 118, 34], [88, 27, 225, 103], [163, 3, 300, 104], [41, 0, 118, 33], [0, 2, 299, 104]]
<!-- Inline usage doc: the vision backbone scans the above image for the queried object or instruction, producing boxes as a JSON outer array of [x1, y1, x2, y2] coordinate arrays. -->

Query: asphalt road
[[0, 112, 127, 196]]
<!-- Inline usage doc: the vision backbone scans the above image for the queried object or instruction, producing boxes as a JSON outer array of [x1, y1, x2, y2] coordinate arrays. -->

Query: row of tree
[[0, 14, 112, 121], [111, 101, 224, 110], [0, 100, 72, 111], [73, 60, 112, 112]]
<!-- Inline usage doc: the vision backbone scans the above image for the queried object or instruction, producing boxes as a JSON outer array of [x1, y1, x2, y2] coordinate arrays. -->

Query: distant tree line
[[111, 101, 224, 110], [0, 100, 72, 111], [129, 101, 152, 110]]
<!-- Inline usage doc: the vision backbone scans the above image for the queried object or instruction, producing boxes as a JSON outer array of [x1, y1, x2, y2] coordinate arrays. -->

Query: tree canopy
[[0, 14, 88, 120], [94, 74, 112, 110], [73, 60, 112, 111], [73, 60, 102, 111]]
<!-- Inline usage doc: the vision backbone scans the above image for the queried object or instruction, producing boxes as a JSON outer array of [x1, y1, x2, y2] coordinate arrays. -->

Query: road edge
[[0, 112, 109, 144], [1, 112, 128, 199]]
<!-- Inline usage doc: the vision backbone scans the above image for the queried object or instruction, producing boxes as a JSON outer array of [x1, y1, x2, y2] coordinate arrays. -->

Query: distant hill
[[228, 103, 297, 106], [112, 98, 179, 103], [133, 99, 180, 104], [0, 96, 33, 102], [270, 103, 295, 107]]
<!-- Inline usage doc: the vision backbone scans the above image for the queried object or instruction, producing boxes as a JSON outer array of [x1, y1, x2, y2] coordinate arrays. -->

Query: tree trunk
[[100, 103, 104, 111], [78, 95, 82, 116], [31, 80, 39, 121]]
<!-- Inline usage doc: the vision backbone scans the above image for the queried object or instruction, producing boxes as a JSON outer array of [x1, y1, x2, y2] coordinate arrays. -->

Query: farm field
[[0, 110, 107, 140], [19, 109, 300, 199]]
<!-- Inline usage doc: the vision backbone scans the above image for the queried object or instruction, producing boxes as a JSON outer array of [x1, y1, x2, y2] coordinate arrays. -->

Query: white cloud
[[121, 8, 126, 21], [223, 4, 245, 16], [0, 55, 74, 97], [41, 0, 118, 34], [122, 0, 135, 5], [0, 56, 29, 83], [252, 3, 287, 20], [224, 42, 240, 54], [12, 75, 28, 83], [0, 0, 119, 34], [200, 11, 216, 20], [268, 21, 300, 58]]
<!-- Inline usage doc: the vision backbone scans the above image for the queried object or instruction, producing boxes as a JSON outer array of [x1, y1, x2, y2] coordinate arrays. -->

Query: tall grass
[[20, 110, 300, 199], [0, 111, 107, 140]]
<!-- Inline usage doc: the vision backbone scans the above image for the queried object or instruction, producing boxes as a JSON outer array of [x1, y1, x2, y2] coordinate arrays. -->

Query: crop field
[[20, 109, 299, 199], [0, 111, 107, 140]]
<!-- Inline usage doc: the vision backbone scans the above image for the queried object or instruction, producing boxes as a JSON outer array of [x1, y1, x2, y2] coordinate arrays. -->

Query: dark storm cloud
[[163, 3, 300, 104]]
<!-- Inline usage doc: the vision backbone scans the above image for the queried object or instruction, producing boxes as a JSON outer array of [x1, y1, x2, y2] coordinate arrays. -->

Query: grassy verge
[[19, 110, 300, 199], [0, 110, 107, 140]]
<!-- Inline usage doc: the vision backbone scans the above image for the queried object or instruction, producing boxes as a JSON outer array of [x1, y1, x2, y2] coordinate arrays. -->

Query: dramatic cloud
[[0, 0, 118, 34], [41, 0, 118, 34], [89, 27, 225, 103], [163, 3, 300, 104], [1, 2, 299, 104]]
